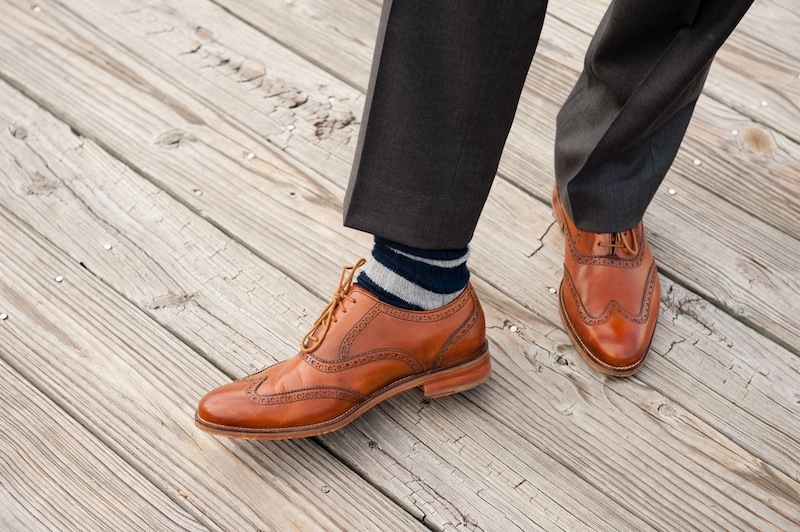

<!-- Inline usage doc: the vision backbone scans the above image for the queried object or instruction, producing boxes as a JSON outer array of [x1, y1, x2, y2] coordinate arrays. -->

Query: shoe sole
[[194, 345, 492, 440]]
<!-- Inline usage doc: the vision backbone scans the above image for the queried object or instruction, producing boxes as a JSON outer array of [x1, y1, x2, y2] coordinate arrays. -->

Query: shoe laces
[[597, 230, 639, 256], [301, 258, 366, 354]]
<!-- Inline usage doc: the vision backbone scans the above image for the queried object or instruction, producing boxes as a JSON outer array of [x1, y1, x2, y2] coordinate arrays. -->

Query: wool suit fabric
[[342, 0, 754, 249]]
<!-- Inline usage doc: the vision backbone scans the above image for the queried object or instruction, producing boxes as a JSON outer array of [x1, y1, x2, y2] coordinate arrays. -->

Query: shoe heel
[[421, 349, 492, 399]]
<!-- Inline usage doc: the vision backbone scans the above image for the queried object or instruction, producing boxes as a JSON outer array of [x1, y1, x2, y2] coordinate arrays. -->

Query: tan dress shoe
[[552, 188, 660, 376], [195, 259, 491, 439]]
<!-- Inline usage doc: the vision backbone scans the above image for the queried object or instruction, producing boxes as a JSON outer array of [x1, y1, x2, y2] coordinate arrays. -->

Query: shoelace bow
[[300, 258, 366, 354], [598, 229, 639, 255]]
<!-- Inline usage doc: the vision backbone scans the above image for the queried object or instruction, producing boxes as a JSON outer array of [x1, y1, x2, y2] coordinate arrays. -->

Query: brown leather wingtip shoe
[[195, 259, 491, 439], [552, 188, 660, 377]]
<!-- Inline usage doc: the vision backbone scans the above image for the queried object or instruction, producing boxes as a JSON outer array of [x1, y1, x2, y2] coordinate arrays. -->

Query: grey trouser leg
[[343, 0, 548, 249], [555, 0, 754, 232], [343, 0, 753, 247]]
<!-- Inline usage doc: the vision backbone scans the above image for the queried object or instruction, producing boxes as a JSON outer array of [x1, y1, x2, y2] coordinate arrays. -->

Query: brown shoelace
[[598, 230, 639, 256], [301, 258, 366, 354]]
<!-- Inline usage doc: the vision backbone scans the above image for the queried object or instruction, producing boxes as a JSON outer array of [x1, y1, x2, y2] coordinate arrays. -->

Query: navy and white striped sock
[[356, 237, 470, 311]]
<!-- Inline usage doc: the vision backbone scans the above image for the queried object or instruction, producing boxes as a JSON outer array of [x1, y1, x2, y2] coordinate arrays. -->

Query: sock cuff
[[371, 239, 469, 295], [357, 238, 471, 310], [374, 237, 469, 261]]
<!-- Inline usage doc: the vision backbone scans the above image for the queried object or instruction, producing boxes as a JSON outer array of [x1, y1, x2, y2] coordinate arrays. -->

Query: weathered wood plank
[[0, 87, 317, 378], [200, 0, 800, 344], [733, 0, 800, 62], [0, 0, 364, 287], [0, 359, 206, 531], [4, 0, 792, 458], [0, 201, 424, 529], [212, 0, 379, 93]]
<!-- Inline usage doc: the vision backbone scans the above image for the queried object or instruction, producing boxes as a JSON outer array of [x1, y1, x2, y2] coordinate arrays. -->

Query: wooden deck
[[1, 0, 798, 529]]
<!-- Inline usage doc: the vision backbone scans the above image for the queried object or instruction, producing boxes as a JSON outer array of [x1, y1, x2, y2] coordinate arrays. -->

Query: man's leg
[[195, 0, 547, 439], [553, 0, 754, 376], [344, 0, 548, 250], [556, 0, 753, 231], [344, 0, 547, 310]]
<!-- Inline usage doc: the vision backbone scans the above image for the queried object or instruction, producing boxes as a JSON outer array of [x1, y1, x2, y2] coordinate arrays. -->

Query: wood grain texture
[[0, 137, 424, 531], [0, 81, 322, 379], [0, 0, 363, 293], [0, 359, 206, 531]]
